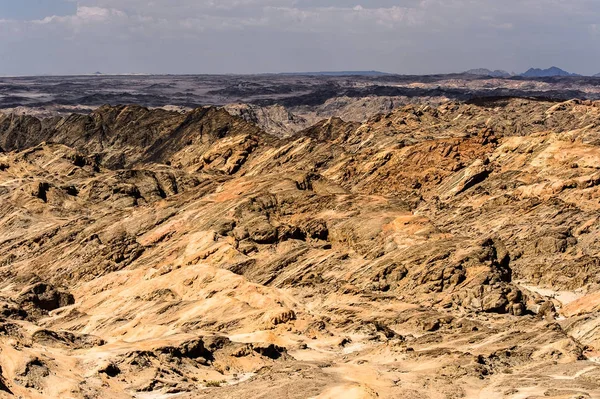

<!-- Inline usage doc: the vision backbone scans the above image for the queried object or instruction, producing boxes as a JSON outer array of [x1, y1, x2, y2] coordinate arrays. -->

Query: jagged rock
[[538, 301, 558, 320], [17, 283, 74, 315], [31, 329, 105, 349], [14, 358, 50, 391], [97, 361, 121, 377]]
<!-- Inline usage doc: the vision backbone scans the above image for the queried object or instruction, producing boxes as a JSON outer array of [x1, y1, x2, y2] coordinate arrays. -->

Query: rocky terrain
[[4, 73, 600, 141], [0, 97, 599, 398], [4, 73, 600, 120]]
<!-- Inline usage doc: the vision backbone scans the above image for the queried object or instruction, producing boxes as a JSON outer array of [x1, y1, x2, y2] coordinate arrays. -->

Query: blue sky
[[0, 0, 599, 76], [0, 0, 74, 20]]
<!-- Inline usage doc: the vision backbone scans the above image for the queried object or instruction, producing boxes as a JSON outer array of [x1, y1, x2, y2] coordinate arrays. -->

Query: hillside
[[0, 99, 598, 397]]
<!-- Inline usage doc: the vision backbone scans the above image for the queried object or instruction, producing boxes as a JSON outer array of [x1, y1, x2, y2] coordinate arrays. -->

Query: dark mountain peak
[[521, 66, 580, 77]]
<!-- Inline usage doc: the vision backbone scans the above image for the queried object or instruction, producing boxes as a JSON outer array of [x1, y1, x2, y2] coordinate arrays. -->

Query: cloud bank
[[1, 0, 599, 75]]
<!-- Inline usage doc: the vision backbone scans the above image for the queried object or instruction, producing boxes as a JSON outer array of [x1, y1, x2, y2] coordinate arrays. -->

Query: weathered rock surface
[[0, 99, 598, 397]]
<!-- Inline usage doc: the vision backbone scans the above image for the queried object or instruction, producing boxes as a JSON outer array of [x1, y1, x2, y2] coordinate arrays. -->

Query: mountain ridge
[[464, 68, 512, 77], [521, 66, 580, 77]]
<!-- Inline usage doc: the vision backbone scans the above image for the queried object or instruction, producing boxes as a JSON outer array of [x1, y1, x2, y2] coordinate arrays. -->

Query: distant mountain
[[465, 68, 512, 78], [521, 67, 580, 77], [594, 73, 600, 78], [279, 71, 391, 77]]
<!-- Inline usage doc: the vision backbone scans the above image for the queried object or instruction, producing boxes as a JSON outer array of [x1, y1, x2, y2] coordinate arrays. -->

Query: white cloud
[[0, 0, 600, 75], [35, 6, 126, 25]]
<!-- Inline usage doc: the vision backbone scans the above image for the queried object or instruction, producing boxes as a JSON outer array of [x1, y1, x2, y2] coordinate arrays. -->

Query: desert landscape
[[0, 72, 598, 398]]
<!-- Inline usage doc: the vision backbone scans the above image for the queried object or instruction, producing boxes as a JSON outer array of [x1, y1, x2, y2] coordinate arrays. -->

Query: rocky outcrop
[[224, 103, 310, 137]]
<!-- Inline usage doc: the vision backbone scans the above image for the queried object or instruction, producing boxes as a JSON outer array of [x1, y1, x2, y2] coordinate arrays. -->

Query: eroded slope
[[0, 99, 598, 398]]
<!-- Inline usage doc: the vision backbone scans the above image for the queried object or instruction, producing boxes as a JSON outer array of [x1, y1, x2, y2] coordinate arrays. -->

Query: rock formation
[[0, 98, 598, 397]]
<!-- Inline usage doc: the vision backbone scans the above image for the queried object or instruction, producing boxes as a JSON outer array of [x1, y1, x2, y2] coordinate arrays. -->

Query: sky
[[0, 0, 599, 76]]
